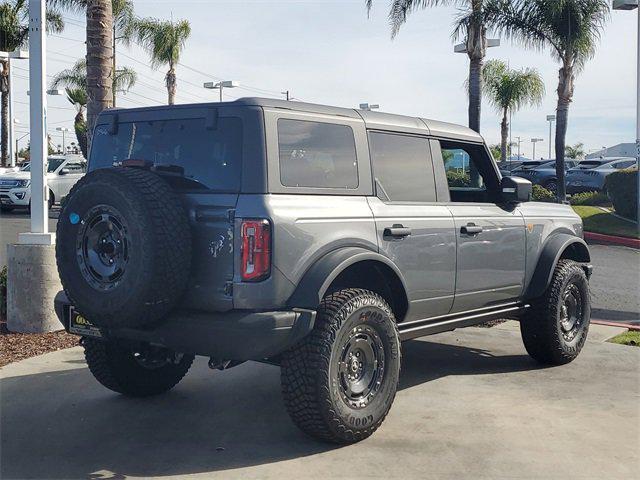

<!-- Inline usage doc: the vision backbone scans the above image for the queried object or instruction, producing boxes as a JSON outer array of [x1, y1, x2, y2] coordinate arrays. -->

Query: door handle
[[384, 225, 412, 239], [461, 223, 483, 235]]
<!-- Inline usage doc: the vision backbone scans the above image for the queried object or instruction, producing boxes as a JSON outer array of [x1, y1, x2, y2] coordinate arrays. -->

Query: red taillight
[[240, 219, 271, 282]]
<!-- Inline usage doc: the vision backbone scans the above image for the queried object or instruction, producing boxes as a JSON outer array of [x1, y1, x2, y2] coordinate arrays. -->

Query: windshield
[[22, 158, 65, 173], [90, 117, 243, 192]]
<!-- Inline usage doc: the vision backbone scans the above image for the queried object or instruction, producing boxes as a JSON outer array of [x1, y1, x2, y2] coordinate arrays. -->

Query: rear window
[[277, 119, 358, 189], [90, 117, 243, 192], [578, 161, 605, 168]]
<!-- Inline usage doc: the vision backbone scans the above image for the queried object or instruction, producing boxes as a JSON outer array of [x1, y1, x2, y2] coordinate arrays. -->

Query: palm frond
[[133, 17, 191, 69], [65, 87, 87, 109], [114, 66, 136, 92], [481, 59, 545, 113], [50, 58, 86, 90], [45, 10, 65, 34]]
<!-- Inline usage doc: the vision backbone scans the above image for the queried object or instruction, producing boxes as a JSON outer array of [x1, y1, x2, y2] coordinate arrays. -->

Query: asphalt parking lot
[[1, 321, 638, 479], [2, 208, 638, 325]]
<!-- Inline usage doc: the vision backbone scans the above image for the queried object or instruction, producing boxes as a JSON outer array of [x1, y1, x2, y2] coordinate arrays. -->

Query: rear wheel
[[281, 288, 401, 444], [83, 338, 194, 397], [520, 260, 590, 365], [544, 179, 558, 193]]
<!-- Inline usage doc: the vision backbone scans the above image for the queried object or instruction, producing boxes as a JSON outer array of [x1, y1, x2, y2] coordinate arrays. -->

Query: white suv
[[0, 156, 86, 212]]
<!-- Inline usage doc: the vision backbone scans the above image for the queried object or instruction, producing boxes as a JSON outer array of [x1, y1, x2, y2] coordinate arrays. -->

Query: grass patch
[[572, 206, 639, 239], [607, 331, 640, 347]]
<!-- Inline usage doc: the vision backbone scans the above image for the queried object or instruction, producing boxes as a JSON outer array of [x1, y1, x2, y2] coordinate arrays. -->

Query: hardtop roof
[[104, 96, 484, 143]]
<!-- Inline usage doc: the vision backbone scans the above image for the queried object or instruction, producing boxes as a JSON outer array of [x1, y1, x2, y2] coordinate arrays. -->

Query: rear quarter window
[[90, 117, 243, 192], [277, 119, 358, 189]]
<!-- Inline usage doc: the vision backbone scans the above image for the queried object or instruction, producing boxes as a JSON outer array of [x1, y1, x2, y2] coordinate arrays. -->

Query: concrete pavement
[[1, 323, 638, 479]]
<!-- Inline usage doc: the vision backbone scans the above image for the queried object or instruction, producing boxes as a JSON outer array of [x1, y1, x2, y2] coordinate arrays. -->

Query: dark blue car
[[511, 159, 580, 192]]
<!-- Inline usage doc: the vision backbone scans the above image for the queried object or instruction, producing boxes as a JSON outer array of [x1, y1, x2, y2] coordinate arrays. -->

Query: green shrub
[[0, 265, 7, 321], [605, 168, 638, 221], [570, 190, 610, 206], [532, 184, 555, 202], [446, 170, 471, 187]]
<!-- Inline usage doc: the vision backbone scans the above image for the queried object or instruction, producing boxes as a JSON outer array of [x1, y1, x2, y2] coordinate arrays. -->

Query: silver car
[[566, 157, 636, 194]]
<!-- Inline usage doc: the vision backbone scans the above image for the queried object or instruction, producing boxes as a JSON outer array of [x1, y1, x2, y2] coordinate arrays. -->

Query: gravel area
[[0, 323, 79, 368]]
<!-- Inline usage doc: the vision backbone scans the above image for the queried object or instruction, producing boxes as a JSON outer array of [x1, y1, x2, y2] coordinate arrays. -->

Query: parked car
[[54, 98, 592, 444], [0, 155, 87, 212], [497, 160, 526, 176], [510, 159, 580, 192], [566, 157, 637, 194]]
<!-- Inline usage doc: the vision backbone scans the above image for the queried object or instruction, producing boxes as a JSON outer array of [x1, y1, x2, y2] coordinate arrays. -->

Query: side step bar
[[398, 303, 528, 341]]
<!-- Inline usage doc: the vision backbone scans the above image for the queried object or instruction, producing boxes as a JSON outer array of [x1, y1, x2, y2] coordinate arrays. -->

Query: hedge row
[[605, 168, 638, 221]]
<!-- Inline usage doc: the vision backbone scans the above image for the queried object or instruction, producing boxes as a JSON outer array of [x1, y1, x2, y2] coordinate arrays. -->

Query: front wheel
[[281, 288, 401, 444], [83, 338, 194, 397], [520, 259, 590, 365]]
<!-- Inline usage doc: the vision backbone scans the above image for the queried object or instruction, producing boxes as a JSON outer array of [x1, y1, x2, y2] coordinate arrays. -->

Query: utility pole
[[515, 136, 522, 162], [282, 90, 290, 101]]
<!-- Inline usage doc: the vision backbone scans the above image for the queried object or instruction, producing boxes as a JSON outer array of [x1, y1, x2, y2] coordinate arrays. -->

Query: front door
[[436, 140, 526, 313], [367, 131, 456, 321]]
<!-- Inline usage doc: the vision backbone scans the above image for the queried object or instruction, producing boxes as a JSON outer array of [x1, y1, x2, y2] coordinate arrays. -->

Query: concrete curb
[[584, 231, 640, 249], [592, 319, 640, 331]]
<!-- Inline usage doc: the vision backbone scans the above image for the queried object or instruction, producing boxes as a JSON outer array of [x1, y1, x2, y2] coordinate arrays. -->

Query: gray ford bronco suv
[[55, 98, 592, 444]]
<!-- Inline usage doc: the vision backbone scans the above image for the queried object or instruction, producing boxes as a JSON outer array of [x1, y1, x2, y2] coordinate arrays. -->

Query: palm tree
[[51, 58, 136, 157], [565, 142, 585, 160], [481, 59, 545, 163], [52, 0, 136, 105], [0, 0, 64, 166], [484, 0, 609, 201], [366, 0, 493, 133], [86, 0, 113, 148], [132, 17, 191, 105]]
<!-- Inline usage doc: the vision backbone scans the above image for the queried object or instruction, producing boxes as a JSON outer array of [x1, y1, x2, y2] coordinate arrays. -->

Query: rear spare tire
[[56, 168, 191, 328]]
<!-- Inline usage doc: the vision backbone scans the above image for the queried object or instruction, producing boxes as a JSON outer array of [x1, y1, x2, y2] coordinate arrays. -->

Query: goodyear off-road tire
[[521, 259, 590, 365], [281, 288, 401, 444], [83, 338, 194, 397], [56, 168, 191, 328]]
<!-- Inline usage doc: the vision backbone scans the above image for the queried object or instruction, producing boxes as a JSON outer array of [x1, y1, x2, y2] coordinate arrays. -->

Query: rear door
[[367, 131, 456, 321], [90, 107, 253, 312], [435, 140, 526, 312]]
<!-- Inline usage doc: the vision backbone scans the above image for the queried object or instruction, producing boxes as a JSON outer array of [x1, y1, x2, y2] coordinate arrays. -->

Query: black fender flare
[[524, 233, 591, 300], [287, 247, 409, 310]]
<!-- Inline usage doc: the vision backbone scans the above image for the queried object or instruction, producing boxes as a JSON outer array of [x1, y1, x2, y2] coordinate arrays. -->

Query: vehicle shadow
[[0, 337, 542, 479]]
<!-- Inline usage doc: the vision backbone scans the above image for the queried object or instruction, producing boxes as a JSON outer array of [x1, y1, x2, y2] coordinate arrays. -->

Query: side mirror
[[59, 168, 70, 175], [501, 176, 531, 204]]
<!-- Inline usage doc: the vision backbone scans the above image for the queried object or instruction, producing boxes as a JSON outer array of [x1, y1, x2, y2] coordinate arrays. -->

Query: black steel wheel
[[281, 288, 401, 444], [521, 259, 590, 365], [83, 338, 194, 397], [56, 168, 191, 328]]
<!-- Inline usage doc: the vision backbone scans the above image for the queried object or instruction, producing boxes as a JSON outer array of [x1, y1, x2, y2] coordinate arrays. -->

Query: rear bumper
[[54, 291, 316, 361]]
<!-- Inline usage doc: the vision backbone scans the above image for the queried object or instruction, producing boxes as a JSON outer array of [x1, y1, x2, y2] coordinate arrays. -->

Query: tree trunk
[[112, 23, 117, 107], [166, 65, 176, 105], [0, 60, 9, 167], [74, 108, 88, 159], [555, 60, 575, 203], [466, 0, 486, 134], [500, 108, 509, 163], [86, 0, 113, 152]]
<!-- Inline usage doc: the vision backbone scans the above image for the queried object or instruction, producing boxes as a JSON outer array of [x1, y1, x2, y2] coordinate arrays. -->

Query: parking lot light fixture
[[203, 80, 240, 102], [359, 103, 380, 111], [531, 138, 544, 160], [56, 127, 70, 154]]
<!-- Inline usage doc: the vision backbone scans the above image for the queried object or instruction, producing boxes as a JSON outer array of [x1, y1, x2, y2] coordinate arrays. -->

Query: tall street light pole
[[531, 138, 544, 161], [546, 114, 556, 159], [56, 127, 70, 154], [613, 1, 639, 218]]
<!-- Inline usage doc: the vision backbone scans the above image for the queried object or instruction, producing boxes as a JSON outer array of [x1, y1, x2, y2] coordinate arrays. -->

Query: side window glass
[[369, 132, 435, 202], [278, 119, 358, 189], [441, 147, 485, 191]]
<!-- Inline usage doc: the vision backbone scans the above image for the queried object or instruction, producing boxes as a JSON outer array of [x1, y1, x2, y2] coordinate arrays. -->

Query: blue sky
[[10, 0, 637, 159]]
